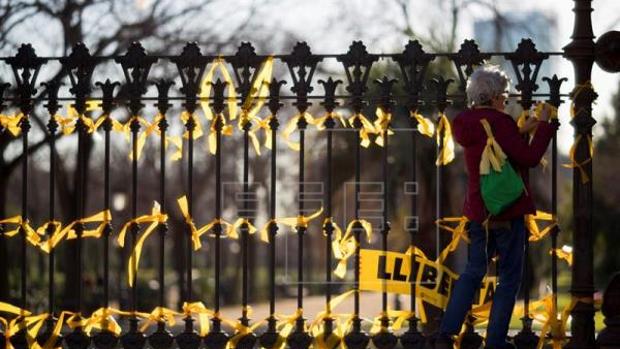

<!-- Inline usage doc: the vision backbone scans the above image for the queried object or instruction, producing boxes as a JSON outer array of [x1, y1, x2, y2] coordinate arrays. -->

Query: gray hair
[[466, 65, 510, 106]]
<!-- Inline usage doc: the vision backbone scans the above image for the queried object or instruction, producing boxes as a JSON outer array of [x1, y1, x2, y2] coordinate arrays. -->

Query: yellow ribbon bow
[[524, 210, 557, 242], [479, 118, 507, 175], [0, 216, 42, 246], [410, 111, 435, 138], [0, 302, 48, 349], [226, 306, 264, 349], [333, 219, 373, 279], [373, 107, 394, 147], [237, 56, 274, 155], [37, 210, 112, 253], [282, 112, 317, 151], [0, 113, 24, 137], [118, 115, 158, 160], [81, 307, 126, 336], [347, 113, 377, 148], [177, 195, 236, 248], [277, 207, 324, 231], [117, 202, 168, 287], [435, 112, 455, 166], [182, 302, 217, 337], [435, 216, 470, 263], [138, 307, 182, 333]]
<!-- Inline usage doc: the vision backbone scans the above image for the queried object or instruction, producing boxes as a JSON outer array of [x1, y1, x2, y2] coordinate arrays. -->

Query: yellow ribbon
[[524, 210, 557, 242], [563, 133, 593, 184], [182, 302, 217, 337], [551, 245, 573, 266], [82, 307, 126, 336], [200, 57, 238, 122], [37, 210, 112, 253], [117, 202, 168, 287], [410, 111, 435, 138], [282, 112, 317, 151], [177, 195, 236, 248], [435, 216, 470, 263], [314, 111, 347, 131], [180, 111, 204, 140], [373, 107, 394, 147], [0, 113, 23, 137], [479, 118, 507, 174], [206, 113, 234, 155], [226, 307, 264, 349], [435, 113, 455, 166], [0, 216, 42, 246], [347, 113, 376, 148], [0, 303, 47, 349], [119, 115, 159, 161], [138, 307, 182, 333], [333, 219, 373, 279]]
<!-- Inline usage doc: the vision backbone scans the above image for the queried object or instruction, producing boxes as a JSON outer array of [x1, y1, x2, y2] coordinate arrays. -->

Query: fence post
[[563, 0, 597, 348]]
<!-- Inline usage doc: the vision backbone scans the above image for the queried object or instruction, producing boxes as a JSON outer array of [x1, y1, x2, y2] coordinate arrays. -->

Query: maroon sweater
[[452, 107, 557, 223]]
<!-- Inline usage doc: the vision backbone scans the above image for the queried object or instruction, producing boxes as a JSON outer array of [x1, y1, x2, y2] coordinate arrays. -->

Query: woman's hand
[[537, 102, 551, 122], [519, 117, 539, 134]]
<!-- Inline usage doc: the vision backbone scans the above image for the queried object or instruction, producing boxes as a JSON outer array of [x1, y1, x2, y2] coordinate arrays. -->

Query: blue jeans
[[439, 218, 526, 348]]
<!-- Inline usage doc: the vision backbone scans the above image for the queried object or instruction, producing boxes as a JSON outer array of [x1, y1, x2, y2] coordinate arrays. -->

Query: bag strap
[[479, 118, 507, 175]]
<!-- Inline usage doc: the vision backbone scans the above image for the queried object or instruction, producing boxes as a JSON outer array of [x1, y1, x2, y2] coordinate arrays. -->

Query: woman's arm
[[494, 114, 557, 167]]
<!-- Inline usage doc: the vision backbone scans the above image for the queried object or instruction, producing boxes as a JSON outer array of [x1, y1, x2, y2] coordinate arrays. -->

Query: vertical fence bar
[[259, 77, 284, 349], [92, 79, 120, 349], [393, 41, 431, 348], [204, 78, 229, 349], [371, 77, 398, 349], [318, 77, 341, 341], [148, 80, 174, 349], [37, 80, 61, 348]]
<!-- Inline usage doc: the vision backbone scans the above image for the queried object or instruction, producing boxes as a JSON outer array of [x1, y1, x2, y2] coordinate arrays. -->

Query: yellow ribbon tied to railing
[[177, 195, 235, 248], [525, 210, 557, 242], [82, 307, 126, 336], [309, 289, 357, 349], [237, 56, 274, 155], [435, 113, 455, 166], [0, 113, 24, 137], [119, 115, 159, 160], [282, 112, 317, 151], [182, 301, 216, 337], [314, 111, 347, 131], [347, 113, 377, 148], [37, 210, 112, 253], [138, 307, 182, 333], [200, 57, 238, 123], [333, 219, 373, 279], [206, 114, 234, 155], [435, 216, 469, 263], [551, 245, 573, 266], [226, 306, 265, 349], [277, 207, 324, 231], [563, 82, 595, 184], [373, 107, 394, 147], [0, 216, 42, 246], [180, 111, 204, 140], [117, 202, 168, 287], [410, 111, 435, 138], [0, 302, 47, 349]]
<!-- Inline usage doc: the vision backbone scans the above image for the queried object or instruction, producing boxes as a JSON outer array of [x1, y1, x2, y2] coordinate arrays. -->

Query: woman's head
[[466, 65, 511, 110]]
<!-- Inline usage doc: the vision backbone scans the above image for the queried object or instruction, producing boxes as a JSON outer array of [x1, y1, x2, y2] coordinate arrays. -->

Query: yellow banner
[[359, 249, 496, 311]]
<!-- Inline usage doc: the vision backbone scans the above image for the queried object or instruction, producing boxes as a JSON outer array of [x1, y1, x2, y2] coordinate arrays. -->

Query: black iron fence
[[0, 1, 618, 346]]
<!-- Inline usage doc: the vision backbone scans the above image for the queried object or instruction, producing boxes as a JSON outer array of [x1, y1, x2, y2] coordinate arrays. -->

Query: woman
[[434, 65, 557, 349]]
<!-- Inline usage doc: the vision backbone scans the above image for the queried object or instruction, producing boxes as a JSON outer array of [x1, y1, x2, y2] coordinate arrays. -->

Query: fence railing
[[0, 36, 600, 349]]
